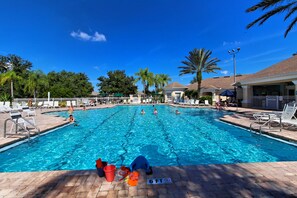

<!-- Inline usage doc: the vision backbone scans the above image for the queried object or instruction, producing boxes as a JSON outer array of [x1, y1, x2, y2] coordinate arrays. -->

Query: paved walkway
[[1, 105, 297, 197], [1, 162, 297, 197]]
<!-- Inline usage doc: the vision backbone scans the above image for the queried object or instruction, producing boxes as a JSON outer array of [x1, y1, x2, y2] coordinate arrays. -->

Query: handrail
[[4, 117, 40, 140], [250, 114, 282, 134]]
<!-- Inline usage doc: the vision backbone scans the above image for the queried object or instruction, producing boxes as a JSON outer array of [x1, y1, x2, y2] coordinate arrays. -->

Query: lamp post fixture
[[228, 47, 240, 100]]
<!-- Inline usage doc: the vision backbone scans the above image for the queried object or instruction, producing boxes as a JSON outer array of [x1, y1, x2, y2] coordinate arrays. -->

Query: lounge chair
[[9, 110, 36, 132], [270, 103, 297, 128], [204, 100, 210, 106], [194, 100, 200, 106], [54, 101, 60, 108], [66, 101, 71, 107], [22, 107, 36, 117]]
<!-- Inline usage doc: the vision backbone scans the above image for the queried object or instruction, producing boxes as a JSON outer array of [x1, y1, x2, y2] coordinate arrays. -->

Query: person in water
[[153, 108, 158, 114], [68, 103, 74, 114], [68, 114, 75, 122], [141, 109, 145, 115], [175, 110, 181, 115]]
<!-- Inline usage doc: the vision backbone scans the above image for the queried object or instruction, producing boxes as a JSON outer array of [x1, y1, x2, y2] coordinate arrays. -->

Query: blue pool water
[[1, 105, 297, 172]]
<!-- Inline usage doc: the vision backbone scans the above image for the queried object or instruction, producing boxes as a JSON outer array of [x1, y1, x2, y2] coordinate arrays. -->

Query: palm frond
[[247, 0, 297, 37], [285, 16, 297, 37], [284, 4, 297, 20]]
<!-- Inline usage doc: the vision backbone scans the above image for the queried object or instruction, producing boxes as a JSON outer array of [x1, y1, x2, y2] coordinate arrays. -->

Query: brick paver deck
[[1, 162, 297, 197], [1, 105, 297, 197]]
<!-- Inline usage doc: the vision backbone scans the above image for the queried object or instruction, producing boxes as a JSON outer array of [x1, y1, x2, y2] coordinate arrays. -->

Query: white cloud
[[92, 32, 106, 42], [70, 30, 106, 42], [220, 70, 229, 75], [223, 41, 241, 46], [93, 66, 100, 71]]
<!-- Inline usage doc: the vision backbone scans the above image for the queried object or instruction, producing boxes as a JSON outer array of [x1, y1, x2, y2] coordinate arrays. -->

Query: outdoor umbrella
[[220, 90, 235, 97]]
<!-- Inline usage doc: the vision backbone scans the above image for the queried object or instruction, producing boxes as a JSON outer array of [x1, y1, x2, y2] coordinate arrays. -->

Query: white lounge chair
[[72, 101, 77, 107], [270, 103, 297, 128], [66, 101, 71, 107], [22, 107, 36, 117], [204, 100, 210, 106], [54, 101, 60, 108], [10, 111, 36, 132], [194, 100, 200, 106]]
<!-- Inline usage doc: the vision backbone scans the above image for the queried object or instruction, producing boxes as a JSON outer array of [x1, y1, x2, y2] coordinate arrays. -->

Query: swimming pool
[[1, 105, 297, 172]]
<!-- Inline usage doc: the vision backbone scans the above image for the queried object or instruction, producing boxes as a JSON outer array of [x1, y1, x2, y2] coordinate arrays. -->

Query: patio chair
[[22, 107, 36, 117], [9, 110, 36, 132], [194, 100, 200, 106], [270, 103, 297, 128], [54, 101, 60, 108], [204, 100, 210, 106], [66, 101, 71, 107]]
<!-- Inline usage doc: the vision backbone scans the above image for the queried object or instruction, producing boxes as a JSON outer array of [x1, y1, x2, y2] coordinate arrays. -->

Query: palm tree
[[246, 0, 297, 38], [159, 74, 171, 89], [178, 48, 220, 99], [135, 68, 154, 95], [0, 70, 22, 102], [153, 74, 162, 93], [24, 70, 48, 100], [190, 76, 198, 84]]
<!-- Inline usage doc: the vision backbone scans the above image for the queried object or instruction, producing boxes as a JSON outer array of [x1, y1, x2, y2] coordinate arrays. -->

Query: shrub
[[200, 95, 212, 104]]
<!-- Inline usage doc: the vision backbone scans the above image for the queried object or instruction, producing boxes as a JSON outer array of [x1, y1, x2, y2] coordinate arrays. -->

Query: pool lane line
[[47, 108, 124, 170], [155, 114, 181, 166], [179, 115, 243, 162], [116, 107, 139, 165]]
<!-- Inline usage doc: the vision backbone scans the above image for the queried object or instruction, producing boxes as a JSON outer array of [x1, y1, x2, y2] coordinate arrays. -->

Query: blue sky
[[0, 0, 296, 91]]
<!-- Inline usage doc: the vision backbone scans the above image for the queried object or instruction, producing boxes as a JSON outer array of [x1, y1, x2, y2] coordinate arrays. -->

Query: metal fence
[[252, 96, 295, 110]]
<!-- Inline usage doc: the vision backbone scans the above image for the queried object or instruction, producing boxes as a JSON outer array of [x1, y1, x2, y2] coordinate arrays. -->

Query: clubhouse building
[[164, 54, 297, 110]]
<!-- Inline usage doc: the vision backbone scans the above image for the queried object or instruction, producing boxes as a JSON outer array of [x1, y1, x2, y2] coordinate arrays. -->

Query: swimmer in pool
[[141, 109, 145, 115]]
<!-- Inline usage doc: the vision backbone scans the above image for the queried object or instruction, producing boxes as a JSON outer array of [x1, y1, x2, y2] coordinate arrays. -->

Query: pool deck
[[1, 105, 297, 197]]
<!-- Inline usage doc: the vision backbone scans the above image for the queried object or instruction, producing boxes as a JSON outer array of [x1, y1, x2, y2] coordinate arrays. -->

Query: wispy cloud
[[223, 41, 241, 46], [70, 30, 106, 42], [220, 70, 229, 75], [93, 66, 100, 71], [240, 48, 286, 62]]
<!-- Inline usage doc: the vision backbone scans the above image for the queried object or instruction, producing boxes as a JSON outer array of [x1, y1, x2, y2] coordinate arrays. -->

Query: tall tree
[[0, 54, 32, 98], [153, 74, 162, 93], [97, 70, 137, 96], [0, 70, 22, 101], [246, 0, 297, 37], [47, 70, 93, 98], [135, 68, 154, 95], [159, 74, 171, 89], [190, 76, 198, 84], [178, 48, 220, 99], [24, 70, 48, 99]]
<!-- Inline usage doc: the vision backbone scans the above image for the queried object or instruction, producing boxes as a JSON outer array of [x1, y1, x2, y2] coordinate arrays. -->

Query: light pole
[[228, 47, 240, 101]]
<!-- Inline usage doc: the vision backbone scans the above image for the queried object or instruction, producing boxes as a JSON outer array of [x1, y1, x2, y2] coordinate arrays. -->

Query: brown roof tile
[[187, 74, 252, 90], [245, 55, 297, 81], [164, 82, 187, 89]]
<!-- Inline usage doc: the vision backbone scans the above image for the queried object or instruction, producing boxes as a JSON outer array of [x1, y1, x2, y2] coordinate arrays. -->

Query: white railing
[[252, 96, 295, 110]]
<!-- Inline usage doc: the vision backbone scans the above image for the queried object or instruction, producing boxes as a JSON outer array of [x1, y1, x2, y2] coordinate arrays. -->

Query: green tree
[[190, 76, 198, 84], [153, 74, 171, 93], [135, 68, 154, 95], [153, 74, 162, 93], [159, 74, 171, 89], [0, 54, 32, 98], [47, 70, 93, 98], [24, 70, 48, 99], [97, 70, 137, 96], [178, 48, 220, 99], [246, 0, 297, 38]]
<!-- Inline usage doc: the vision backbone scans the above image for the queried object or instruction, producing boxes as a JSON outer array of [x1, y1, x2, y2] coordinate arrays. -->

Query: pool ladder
[[249, 115, 282, 134], [4, 117, 40, 141]]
